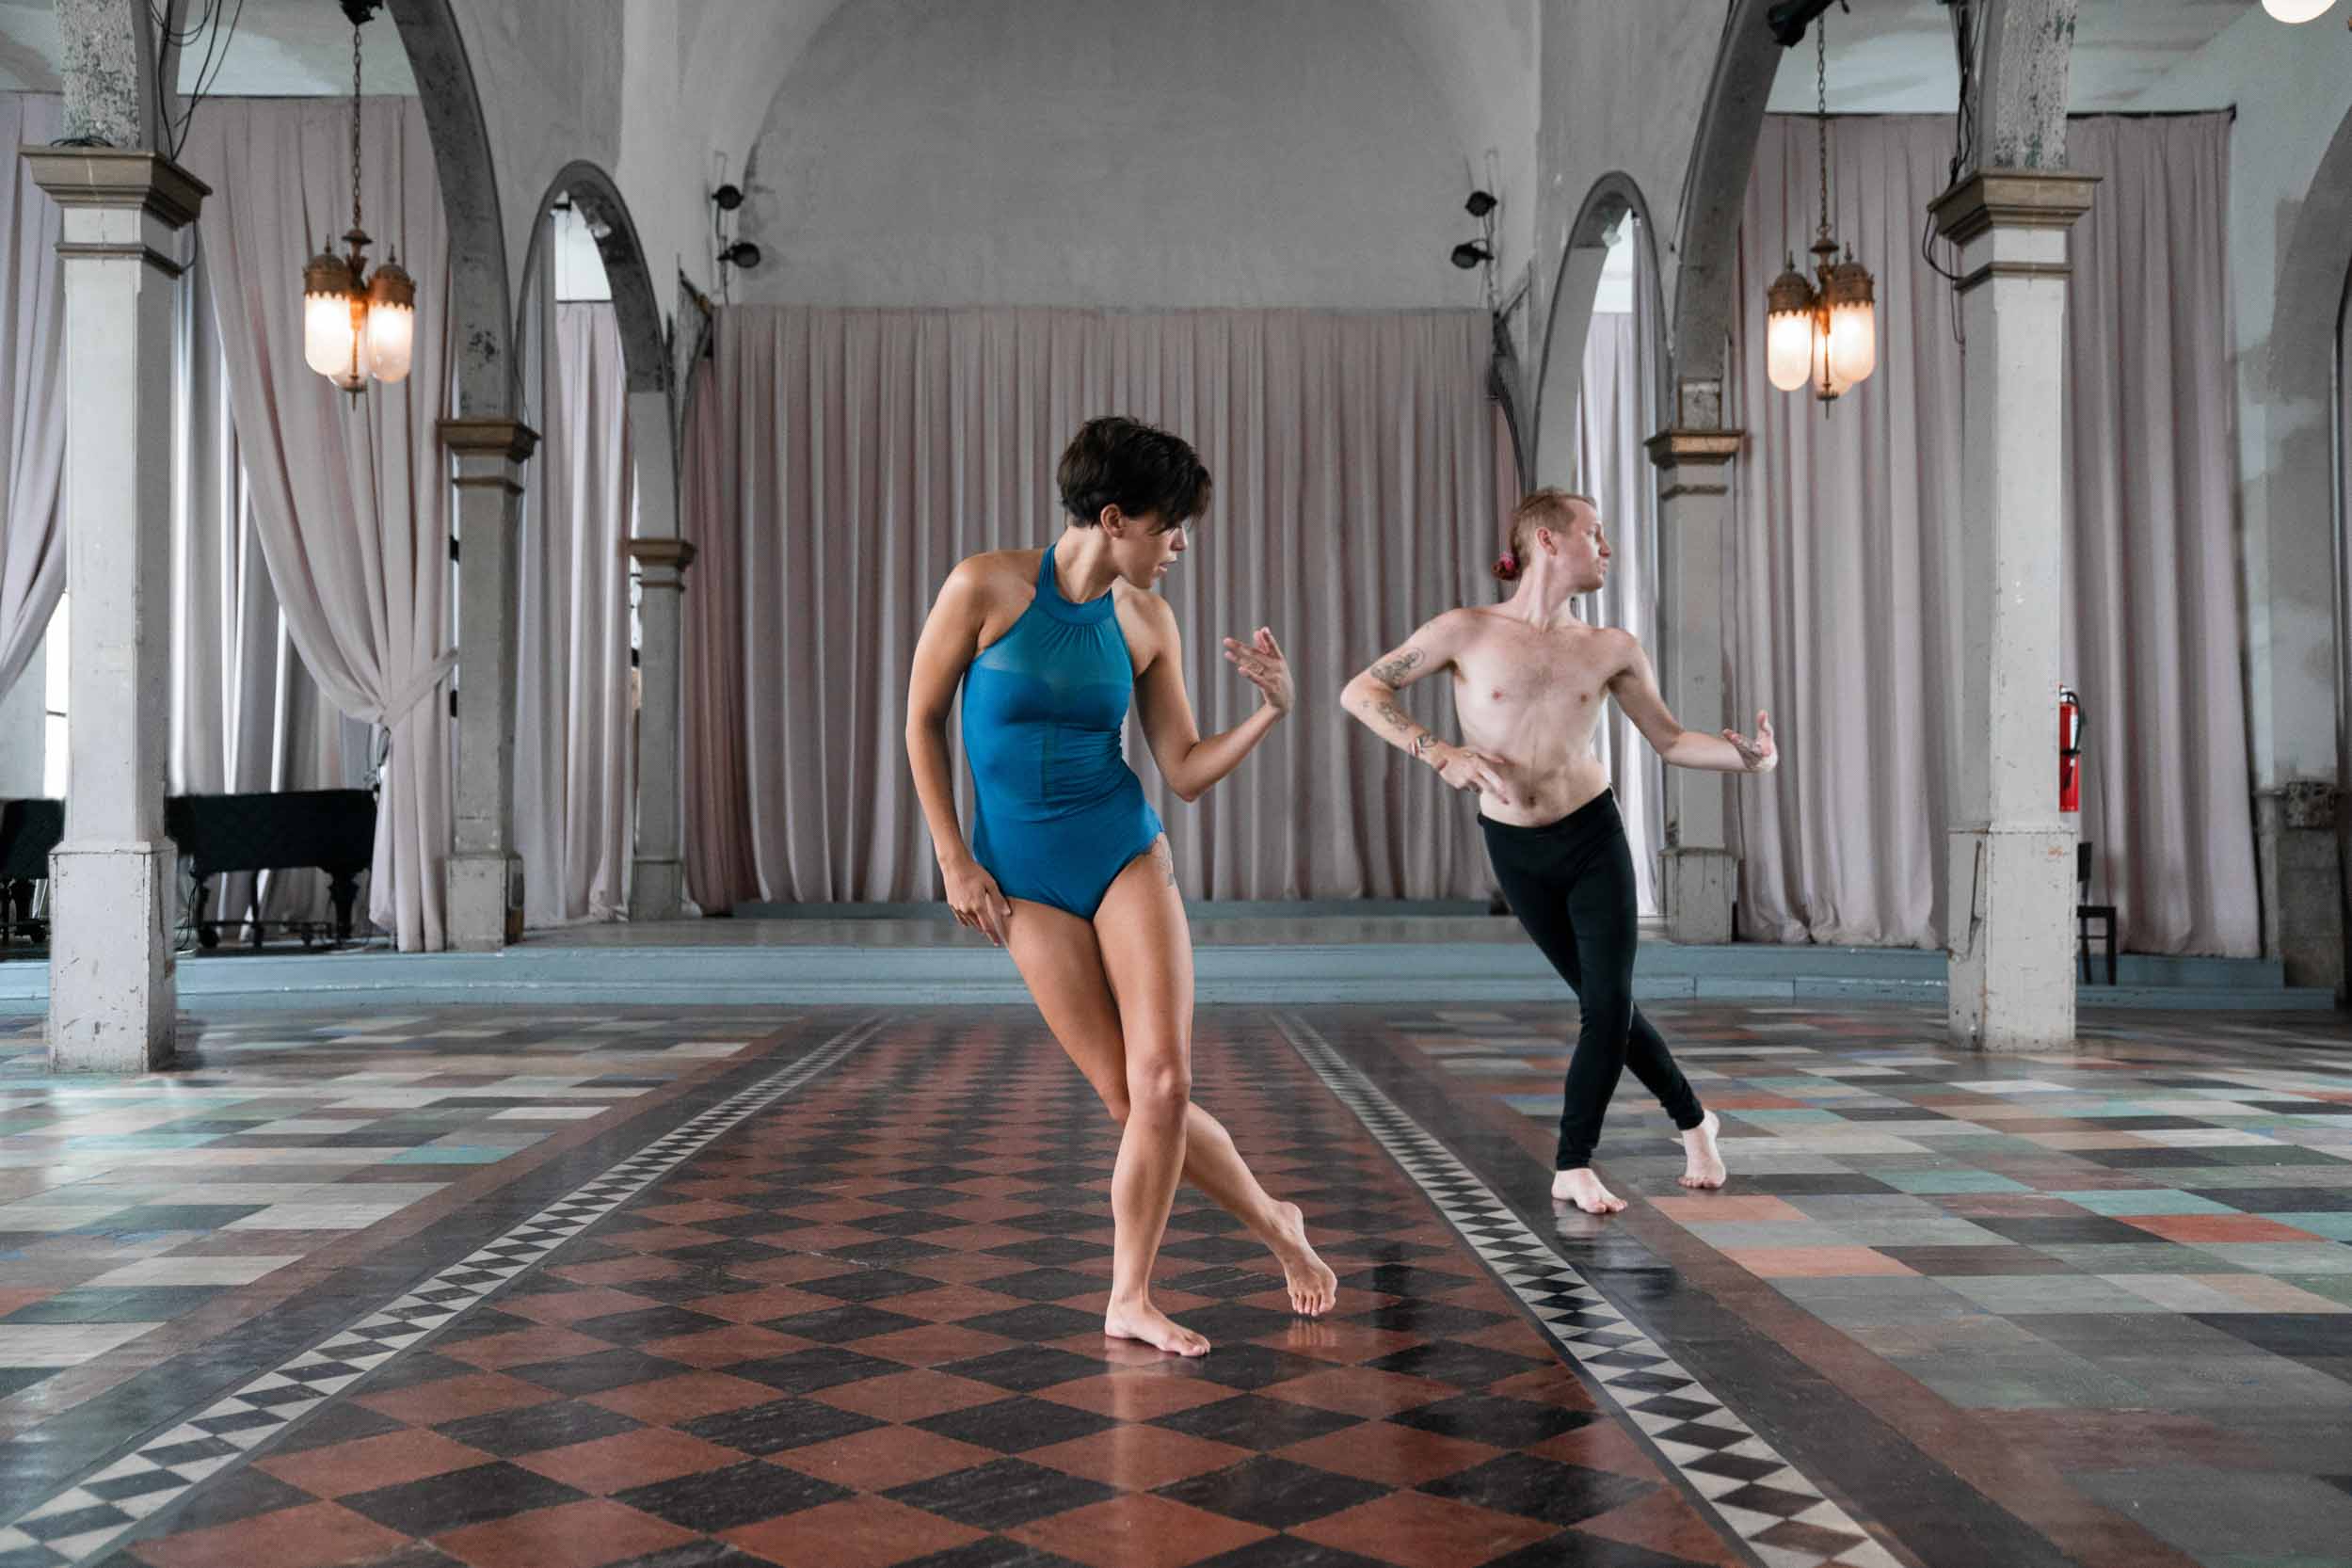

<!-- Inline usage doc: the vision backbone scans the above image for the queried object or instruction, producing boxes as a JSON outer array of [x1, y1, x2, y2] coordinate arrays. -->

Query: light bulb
[[2262, 0, 2335, 22]]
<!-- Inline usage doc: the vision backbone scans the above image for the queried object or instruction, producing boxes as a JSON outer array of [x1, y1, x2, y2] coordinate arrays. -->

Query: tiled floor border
[[1274, 1011, 1906, 1568], [0, 1016, 883, 1567]]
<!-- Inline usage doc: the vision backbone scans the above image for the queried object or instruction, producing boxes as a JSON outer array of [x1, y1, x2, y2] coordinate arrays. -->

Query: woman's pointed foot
[[1551, 1166, 1627, 1214], [1678, 1111, 1727, 1191], [1265, 1201, 1339, 1317], [1105, 1297, 1210, 1357]]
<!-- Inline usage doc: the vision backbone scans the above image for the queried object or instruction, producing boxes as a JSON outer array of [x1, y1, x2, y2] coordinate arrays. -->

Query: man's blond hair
[[1496, 488, 1596, 582]]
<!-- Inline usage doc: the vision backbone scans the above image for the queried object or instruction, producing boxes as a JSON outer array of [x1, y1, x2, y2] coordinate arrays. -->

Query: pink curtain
[[1576, 307, 1666, 920], [685, 307, 1497, 905], [1728, 113, 2257, 955], [0, 93, 65, 706], [170, 248, 368, 930], [180, 99, 456, 951], [514, 296, 635, 926]]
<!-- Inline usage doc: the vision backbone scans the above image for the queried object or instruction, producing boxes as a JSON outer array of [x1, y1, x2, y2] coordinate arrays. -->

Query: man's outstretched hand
[[1724, 710, 1777, 774]]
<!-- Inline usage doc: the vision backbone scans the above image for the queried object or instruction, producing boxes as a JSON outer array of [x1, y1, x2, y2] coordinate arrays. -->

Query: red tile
[[882, 1284, 1032, 1323], [630, 1199, 749, 1226], [1277, 1426, 1501, 1489], [1528, 1420, 1663, 1480], [436, 1498, 699, 1568], [2121, 1213, 2320, 1244], [257, 1429, 495, 1497], [851, 1322, 1020, 1368], [552, 1256, 682, 1288], [1569, 1487, 1747, 1568], [771, 1427, 1001, 1492], [514, 1428, 746, 1495], [729, 1253, 883, 1287], [1487, 1364, 1601, 1413], [357, 1372, 554, 1426], [1037, 1371, 1237, 1422], [500, 1288, 663, 1326], [601, 1224, 727, 1253], [810, 1369, 1005, 1421], [1011, 1494, 1272, 1568], [1030, 1425, 1253, 1491], [1259, 1367, 1452, 1420], [725, 1495, 985, 1568], [645, 1324, 811, 1368], [583, 1371, 776, 1423], [1295, 1492, 1560, 1568], [1718, 1246, 1918, 1279], [684, 1286, 840, 1323], [440, 1326, 616, 1372], [131, 1501, 412, 1568]]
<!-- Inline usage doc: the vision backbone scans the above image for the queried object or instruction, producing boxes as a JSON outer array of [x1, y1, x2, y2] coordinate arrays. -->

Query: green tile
[[2055, 1189, 2239, 1216], [1878, 1170, 2034, 1194]]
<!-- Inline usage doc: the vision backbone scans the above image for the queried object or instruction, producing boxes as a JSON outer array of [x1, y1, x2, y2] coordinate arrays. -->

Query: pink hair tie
[[1494, 552, 1520, 580]]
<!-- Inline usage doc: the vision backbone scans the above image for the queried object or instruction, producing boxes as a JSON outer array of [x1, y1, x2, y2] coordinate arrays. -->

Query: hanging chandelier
[[1765, 18, 1877, 404], [302, 0, 414, 393]]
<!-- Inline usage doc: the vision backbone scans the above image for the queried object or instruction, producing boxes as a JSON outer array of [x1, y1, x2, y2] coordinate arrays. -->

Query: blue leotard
[[961, 550, 1164, 920]]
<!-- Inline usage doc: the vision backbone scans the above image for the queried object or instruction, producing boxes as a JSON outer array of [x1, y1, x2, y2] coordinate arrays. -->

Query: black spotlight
[[1450, 240, 1492, 271], [1464, 189, 1497, 219], [712, 183, 745, 211], [720, 240, 761, 270]]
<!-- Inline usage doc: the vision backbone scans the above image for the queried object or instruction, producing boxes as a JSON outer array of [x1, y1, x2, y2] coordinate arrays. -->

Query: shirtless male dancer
[[1341, 488, 1775, 1214]]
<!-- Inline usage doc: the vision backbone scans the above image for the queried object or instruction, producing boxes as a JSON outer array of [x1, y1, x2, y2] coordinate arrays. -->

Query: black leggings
[[1481, 791, 1704, 1171]]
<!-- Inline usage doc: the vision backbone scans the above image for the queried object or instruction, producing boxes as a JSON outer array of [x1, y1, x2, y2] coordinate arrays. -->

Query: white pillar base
[[447, 851, 523, 952], [1662, 847, 1736, 946], [1946, 826, 2077, 1051], [47, 843, 174, 1071], [629, 857, 685, 924]]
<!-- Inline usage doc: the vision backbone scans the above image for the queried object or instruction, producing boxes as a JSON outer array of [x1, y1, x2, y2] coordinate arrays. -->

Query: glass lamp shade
[[1765, 260, 1817, 392], [365, 261, 416, 383], [2262, 0, 2335, 22], [1808, 321, 1852, 401], [1823, 258, 1877, 388], [302, 251, 361, 381]]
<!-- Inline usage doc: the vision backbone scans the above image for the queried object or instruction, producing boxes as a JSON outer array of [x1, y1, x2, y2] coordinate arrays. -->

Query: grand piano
[[0, 791, 376, 948]]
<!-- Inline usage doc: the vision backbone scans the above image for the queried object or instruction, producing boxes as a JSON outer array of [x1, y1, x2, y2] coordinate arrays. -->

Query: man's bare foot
[[1104, 1298, 1209, 1357], [1551, 1167, 1626, 1214], [1678, 1111, 1727, 1190], [1264, 1201, 1339, 1317]]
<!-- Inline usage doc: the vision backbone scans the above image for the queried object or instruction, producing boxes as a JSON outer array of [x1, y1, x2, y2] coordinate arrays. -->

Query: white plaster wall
[[1527, 0, 1725, 424], [2130, 11, 2352, 784], [446, 0, 625, 322], [730, 0, 1502, 309]]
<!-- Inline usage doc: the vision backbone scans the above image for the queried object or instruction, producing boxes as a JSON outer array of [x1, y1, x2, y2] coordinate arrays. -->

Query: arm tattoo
[[1368, 648, 1425, 687], [1375, 700, 1417, 735]]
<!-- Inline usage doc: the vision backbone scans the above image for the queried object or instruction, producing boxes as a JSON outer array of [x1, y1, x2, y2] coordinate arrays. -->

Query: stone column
[[24, 149, 205, 1070], [626, 537, 695, 922], [1929, 169, 2096, 1050], [442, 417, 538, 952], [1645, 424, 1743, 946]]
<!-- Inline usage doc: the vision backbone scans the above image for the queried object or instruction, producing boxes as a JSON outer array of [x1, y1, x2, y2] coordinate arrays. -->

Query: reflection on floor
[[0, 1001, 2343, 1568]]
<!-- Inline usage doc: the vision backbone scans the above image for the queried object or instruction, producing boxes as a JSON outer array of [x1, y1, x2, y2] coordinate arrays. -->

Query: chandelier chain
[[1816, 19, 1831, 242], [350, 19, 363, 241]]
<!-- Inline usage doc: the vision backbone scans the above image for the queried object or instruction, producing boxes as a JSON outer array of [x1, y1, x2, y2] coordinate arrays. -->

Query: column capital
[[1645, 429, 1744, 499], [21, 146, 207, 227], [1928, 168, 2097, 246], [439, 416, 540, 466], [624, 537, 698, 576]]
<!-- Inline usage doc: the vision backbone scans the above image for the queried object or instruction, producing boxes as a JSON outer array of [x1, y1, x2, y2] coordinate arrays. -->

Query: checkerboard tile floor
[[0, 1011, 768, 1422], [1384, 1002, 2352, 1568], [7, 1010, 1769, 1568]]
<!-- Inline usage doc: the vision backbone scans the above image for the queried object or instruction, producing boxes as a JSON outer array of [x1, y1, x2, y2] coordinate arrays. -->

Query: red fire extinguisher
[[2058, 687, 2082, 814]]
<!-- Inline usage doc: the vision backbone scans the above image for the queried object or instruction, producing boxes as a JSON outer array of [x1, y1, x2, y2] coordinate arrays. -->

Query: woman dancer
[[905, 416, 1336, 1357]]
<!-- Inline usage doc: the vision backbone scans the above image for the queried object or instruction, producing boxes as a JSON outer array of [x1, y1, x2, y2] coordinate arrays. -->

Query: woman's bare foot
[[1263, 1201, 1339, 1317], [1551, 1167, 1626, 1214], [1105, 1298, 1210, 1357], [1678, 1111, 1727, 1190]]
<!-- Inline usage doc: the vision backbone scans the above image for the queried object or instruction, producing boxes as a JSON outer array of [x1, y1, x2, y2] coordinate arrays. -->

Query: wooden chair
[[2076, 840, 2116, 985]]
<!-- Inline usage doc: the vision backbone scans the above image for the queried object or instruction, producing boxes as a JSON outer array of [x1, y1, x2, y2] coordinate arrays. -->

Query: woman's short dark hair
[[1057, 416, 1212, 530]]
